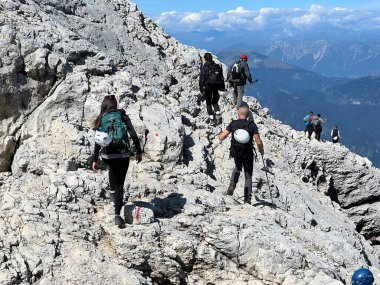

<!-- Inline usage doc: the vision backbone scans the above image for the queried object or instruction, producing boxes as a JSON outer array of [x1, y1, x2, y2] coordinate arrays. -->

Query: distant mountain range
[[218, 50, 380, 167], [173, 30, 380, 78], [253, 40, 380, 78]]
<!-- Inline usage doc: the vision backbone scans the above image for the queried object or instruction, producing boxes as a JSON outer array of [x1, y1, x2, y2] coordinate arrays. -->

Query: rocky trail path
[[1, 0, 379, 284]]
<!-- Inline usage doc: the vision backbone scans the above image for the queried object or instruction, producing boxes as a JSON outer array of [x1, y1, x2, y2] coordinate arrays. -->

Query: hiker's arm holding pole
[[92, 143, 101, 171], [218, 129, 230, 141], [254, 133, 264, 156]]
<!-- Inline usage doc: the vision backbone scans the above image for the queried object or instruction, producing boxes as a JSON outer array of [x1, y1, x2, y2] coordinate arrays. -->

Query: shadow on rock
[[150, 193, 187, 218], [252, 195, 276, 209]]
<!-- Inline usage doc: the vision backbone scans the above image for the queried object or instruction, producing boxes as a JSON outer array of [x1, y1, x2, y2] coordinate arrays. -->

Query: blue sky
[[132, 0, 380, 17], [131, 1, 380, 34]]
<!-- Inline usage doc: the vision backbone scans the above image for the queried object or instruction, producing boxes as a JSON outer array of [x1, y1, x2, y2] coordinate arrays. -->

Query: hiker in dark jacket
[[92, 95, 143, 227], [227, 54, 253, 109], [331, 125, 340, 144], [219, 105, 264, 204], [199, 53, 222, 125]]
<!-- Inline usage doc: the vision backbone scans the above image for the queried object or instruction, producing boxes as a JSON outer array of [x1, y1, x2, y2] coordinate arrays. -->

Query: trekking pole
[[261, 154, 275, 206], [252, 147, 258, 162], [248, 79, 259, 85]]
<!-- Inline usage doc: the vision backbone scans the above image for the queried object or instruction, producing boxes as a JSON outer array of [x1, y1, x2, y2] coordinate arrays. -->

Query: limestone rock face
[[1, 0, 380, 284]]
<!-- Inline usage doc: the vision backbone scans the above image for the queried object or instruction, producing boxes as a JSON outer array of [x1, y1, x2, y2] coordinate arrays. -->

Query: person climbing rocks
[[227, 54, 253, 109], [199, 52, 224, 125], [92, 95, 143, 228], [331, 125, 340, 144], [313, 113, 326, 141], [351, 268, 374, 285], [303, 111, 314, 139], [218, 104, 264, 204]]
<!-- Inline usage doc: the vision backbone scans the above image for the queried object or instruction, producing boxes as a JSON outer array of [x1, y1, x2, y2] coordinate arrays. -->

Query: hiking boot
[[115, 215, 126, 228], [211, 115, 220, 126], [205, 115, 215, 125], [244, 197, 252, 204], [224, 186, 235, 196], [216, 115, 222, 125], [212, 117, 219, 127]]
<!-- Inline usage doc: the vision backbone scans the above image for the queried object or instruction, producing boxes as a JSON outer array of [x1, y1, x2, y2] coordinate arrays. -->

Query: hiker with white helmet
[[219, 104, 264, 204]]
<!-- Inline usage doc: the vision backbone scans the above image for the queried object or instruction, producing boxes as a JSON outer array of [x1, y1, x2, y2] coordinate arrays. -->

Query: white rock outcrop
[[0, 0, 379, 284]]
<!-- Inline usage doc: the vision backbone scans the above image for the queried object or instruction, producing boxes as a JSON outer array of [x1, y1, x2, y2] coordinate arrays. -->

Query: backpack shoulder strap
[[237, 60, 242, 72]]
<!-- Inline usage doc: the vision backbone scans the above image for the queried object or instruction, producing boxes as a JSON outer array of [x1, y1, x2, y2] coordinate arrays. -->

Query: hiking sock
[[109, 190, 115, 203]]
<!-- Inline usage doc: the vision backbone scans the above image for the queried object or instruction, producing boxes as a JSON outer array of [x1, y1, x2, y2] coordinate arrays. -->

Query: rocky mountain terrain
[[1, 1, 380, 284]]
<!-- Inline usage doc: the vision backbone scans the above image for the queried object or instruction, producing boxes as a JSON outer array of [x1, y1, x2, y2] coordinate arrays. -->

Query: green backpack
[[98, 110, 129, 149], [313, 116, 321, 127]]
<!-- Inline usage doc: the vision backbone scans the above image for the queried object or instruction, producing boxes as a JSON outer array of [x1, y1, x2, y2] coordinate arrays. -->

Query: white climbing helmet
[[234, 129, 250, 144], [95, 131, 112, 147]]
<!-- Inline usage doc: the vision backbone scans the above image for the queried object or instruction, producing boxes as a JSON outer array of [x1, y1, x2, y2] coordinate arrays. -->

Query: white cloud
[[181, 13, 203, 24], [156, 6, 380, 33], [227, 6, 250, 14]]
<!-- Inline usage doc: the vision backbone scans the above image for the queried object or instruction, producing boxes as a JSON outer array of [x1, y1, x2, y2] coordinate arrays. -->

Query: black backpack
[[205, 62, 225, 89], [229, 61, 243, 83], [332, 129, 338, 137], [230, 120, 254, 158]]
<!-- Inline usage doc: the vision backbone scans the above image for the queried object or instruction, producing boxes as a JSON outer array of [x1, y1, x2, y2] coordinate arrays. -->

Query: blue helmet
[[352, 268, 374, 285]]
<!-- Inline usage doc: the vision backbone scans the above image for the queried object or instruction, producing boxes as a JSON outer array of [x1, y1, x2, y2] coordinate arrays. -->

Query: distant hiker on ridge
[[219, 104, 264, 204], [227, 54, 253, 109], [313, 113, 326, 141], [331, 125, 340, 144], [303, 111, 314, 139], [199, 52, 225, 125], [92, 95, 143, 228]]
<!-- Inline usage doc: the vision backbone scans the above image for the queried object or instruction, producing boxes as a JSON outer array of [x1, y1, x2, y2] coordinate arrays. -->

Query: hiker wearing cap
[[199, 52, 224, 125], [331, 125, 340, 144], [92, 95, 143, 228], [303, 111, 314, 139], [351, 268, 374, 285], [313, 113, 326, 141], [227, 54, 253, 109], [218, 105, 264, 204]]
